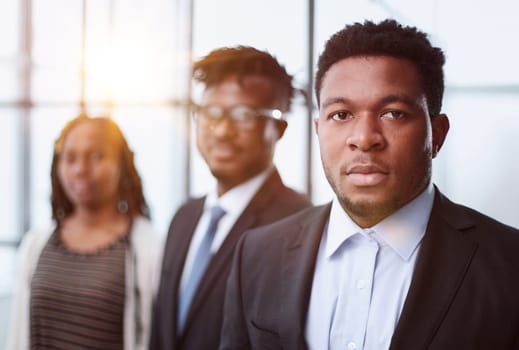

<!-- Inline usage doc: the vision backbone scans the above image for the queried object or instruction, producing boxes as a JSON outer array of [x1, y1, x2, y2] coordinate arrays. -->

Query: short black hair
[[315, 19, 446, 116], [51, 114, 150, 223], [193, 46, 294, 112]]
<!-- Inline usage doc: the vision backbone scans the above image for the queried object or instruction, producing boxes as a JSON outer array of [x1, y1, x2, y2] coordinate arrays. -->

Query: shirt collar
[[326, 183, 435, 261], [205, 166, 274, 216], [326, 198, 363, 258]]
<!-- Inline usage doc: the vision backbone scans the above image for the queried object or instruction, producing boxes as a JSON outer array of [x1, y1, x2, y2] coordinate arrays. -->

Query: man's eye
[[330, 111, 352, 121], [381, 110, 406, 119], [230, 107, 256, 121], [202, 105, 224, 119]]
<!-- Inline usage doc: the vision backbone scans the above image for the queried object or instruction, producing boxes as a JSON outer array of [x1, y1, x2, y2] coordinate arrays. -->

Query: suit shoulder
[[451, 201, 518, 235], [243, 204, 328, 245], [274, 183, 309, 200], [177, 196, 205, 212], [262, 170, 311, 209], [441, 196, 519, 252], [273, 185, 312, 209], [169, 196, 205, 220], [233, 205, 328, 269], [466, 206, 519, 245]]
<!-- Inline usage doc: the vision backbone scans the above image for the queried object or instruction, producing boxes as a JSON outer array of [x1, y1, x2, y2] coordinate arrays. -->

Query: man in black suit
[[150, 46, 311, 350], [221, 20, 519, 350]]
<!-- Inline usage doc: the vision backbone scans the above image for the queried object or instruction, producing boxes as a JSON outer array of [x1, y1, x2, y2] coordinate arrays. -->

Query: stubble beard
[[324, 157, 433, 228], [337, 190, 401, 227]]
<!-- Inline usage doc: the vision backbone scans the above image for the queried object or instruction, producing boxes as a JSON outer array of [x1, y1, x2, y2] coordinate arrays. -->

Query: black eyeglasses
[[192, 104, 284, 131]]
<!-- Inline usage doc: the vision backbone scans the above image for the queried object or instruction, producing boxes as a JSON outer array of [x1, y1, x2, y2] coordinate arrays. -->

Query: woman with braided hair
[[7, 115, 162, 350]]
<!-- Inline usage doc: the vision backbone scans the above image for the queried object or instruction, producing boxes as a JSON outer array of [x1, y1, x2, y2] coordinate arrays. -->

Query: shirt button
[[356, 279, 366, 289], [347, 342, 356, 350]]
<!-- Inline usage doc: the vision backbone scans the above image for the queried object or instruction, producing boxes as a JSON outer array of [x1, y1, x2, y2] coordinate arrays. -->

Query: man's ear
[[431, 114, 450, 158]]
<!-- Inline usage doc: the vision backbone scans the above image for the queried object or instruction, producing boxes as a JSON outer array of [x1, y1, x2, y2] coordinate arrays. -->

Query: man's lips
[[345, 164, 389, 186], [210, 143, 239, 159]]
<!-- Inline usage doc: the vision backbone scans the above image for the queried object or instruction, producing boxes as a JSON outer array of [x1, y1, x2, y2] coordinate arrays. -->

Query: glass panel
[[193, 0, 307, 75], [32, 0, 83, 67], [32, 67, 82, 102], [0, 246, 17, 349], [32, 0, 82, 102], [435, 92, 519, 228], [274, 101, 309, 194], [0, 63, 20, 103], [0, 0, 19, 58], [0, 246, 17, 292], [113, 107, 187, 235], [84, 0, 178, 103], [0, 109, 21, 241], [0, 108, 17, 347], [437, 0, 519, 85], [0, 0, 20, 102]]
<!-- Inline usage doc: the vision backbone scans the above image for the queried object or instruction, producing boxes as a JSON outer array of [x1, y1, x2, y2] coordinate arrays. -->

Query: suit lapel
[[279, 204, 332, 350], [161, 197, 205, 339], [185, 210, 257, 321], [390, 191, 478, 350], [183, 171, 282, 330]]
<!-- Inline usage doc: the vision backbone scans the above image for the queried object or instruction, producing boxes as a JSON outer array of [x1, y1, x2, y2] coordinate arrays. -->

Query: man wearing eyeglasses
[[150, 46, 312, 350]]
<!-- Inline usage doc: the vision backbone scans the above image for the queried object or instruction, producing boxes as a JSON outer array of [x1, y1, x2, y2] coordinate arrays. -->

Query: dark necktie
[[177, 205, 226, 333]]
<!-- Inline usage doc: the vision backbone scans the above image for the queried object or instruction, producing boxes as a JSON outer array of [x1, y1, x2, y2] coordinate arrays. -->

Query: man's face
[[196, 75, 284, 194], [315, 56, 448, 227]]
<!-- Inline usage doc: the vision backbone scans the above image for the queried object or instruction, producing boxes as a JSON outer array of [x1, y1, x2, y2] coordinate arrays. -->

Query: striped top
[[30, 230, 128, 350]]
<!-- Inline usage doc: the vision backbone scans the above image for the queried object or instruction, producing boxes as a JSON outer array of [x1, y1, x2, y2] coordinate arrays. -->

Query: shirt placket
[[329, 229, 379, 350]]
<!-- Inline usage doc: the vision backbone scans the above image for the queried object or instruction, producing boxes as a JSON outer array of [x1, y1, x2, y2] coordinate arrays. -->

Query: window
[[1, 1, 519, 346]]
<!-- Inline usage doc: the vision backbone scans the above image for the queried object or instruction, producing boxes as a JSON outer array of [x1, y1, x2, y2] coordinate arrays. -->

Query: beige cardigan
[[6, 216, 163, 350]]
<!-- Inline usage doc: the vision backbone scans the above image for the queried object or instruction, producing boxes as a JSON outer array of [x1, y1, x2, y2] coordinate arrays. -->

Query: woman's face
[[57, 121, 122, 211]]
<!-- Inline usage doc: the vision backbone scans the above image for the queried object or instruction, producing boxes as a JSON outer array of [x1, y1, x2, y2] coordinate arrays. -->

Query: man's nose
[[212, 116, 237, 139], [346, 115, 386, 152]]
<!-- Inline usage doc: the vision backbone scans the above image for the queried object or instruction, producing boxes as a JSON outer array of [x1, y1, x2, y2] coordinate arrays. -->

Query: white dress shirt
[[305, 184, 435, 350], [179, 166, 273, 295]]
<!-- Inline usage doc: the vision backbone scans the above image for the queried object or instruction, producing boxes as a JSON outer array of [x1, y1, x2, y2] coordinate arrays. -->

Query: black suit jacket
[[150, 170, 311, 350], [221, 189, 519, 350]]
